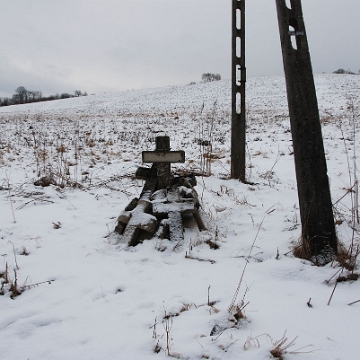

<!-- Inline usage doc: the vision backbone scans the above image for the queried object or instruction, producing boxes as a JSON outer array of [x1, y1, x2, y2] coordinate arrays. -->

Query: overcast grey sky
[[1, 0, 359, 98]]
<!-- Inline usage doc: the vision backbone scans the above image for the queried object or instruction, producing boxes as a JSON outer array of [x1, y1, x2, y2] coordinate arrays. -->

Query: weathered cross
[[142, 136, 185, 189], [114, 136, 207, 246]]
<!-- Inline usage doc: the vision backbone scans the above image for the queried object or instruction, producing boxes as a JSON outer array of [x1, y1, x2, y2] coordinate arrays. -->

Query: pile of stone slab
[[114, 175, 206, 247]]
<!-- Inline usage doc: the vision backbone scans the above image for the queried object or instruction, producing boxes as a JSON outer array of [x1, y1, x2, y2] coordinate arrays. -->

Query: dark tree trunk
[[275, 0, 337, 261]]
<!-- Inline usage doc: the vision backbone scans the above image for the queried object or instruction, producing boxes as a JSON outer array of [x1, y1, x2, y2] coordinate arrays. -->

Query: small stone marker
[[119, 191, 158, 247], [152, 188, 197, 243], [142, 136, 185, 189]]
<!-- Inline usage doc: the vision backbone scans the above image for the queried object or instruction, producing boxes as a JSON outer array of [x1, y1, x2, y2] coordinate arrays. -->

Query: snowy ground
[[0, 74, 359, 360]]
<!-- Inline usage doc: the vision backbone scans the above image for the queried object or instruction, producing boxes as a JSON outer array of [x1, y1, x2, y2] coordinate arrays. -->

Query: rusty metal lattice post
[[231, 0, 246, 182], [276, 0, 337, 260]]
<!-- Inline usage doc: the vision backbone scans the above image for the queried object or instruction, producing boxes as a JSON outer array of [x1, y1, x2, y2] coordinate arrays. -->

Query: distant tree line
[[201, 73, 221, 82], [333, 68, 360, 75], [0, 86, 88, 107]]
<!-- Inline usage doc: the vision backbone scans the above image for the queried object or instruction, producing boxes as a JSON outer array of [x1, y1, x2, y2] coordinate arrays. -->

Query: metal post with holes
[[231, 0, 246, 182], [276, 0, 337, 260]]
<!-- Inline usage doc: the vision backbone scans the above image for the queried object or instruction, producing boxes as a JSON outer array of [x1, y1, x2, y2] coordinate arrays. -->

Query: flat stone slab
[[168, 211, 184, 242], [152, 200, 195, 216], [117, 192, 158, 246]]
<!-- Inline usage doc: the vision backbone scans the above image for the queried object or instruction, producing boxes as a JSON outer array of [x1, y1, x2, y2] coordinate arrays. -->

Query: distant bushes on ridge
[[333, 68, 359, 75], [0, 87, 88, 107], [201, 73, 221, 82]]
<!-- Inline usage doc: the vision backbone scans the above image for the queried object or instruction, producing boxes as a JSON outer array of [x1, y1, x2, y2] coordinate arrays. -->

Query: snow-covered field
[[0, 74, 359, 360]]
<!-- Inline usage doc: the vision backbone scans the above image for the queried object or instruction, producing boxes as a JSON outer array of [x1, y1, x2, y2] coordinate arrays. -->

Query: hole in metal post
[[285, 0, 292, 9], [236, 37, 241, 58], [236, 65, 241, 86], [236, 9, 241, 30], [289, 25, 297, 50], [236, 92, 241, 114]]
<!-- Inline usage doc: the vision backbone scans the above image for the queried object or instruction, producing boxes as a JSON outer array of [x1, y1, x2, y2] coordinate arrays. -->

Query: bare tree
[[15, 86, 28, 104], [34, 91, 42, 101]]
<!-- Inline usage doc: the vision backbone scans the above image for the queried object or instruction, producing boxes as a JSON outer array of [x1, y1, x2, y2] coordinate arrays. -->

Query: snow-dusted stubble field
[[0, 75, 359, 360]]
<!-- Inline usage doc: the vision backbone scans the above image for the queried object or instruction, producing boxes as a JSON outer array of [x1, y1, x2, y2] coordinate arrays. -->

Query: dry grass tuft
[[293, 237, 337, 266], [335, 242, 359, 271], [243, 333, 272, 351], [270, 331, 315, 359], [336, 273, 359, 282], [0, 263, 23, 299], [293, 237, 312, 260], [244, 331, 315, 358]]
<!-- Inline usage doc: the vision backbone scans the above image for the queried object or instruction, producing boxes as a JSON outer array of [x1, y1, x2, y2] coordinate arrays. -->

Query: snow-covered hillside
[[0, 74, 359, 360]]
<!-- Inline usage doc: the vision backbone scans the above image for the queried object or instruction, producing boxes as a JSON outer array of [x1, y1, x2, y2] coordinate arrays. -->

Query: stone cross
[[142, 136, 185, 189], [114, 137, 207, 246]]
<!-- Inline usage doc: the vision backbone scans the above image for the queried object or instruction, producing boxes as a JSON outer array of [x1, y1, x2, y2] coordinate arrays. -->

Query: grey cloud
[[0, 0, 359, 97]]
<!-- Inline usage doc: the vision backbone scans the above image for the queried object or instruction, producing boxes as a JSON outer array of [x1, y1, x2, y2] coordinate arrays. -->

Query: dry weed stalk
[[194, 101, 221, 176], [244, 331, 315, 358], [270, 331, 315, 359], [228, 214, 267, 313], [5, 171, 16, 223], [293, 236, 312, 260], [346, 96, 359, 225], [9, 269, 22, 299], [338, 111, 359, 253], [348, 298, 360, 306], [243, 333, 272, 350], [0, 263, 22, 299], [163, 309, 173, 356], [327, 243, 359, 306]]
